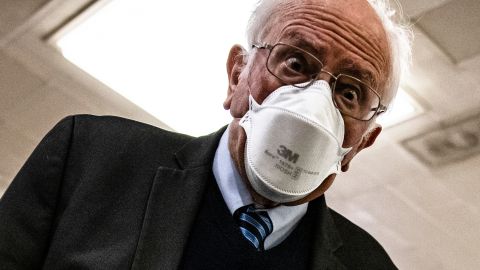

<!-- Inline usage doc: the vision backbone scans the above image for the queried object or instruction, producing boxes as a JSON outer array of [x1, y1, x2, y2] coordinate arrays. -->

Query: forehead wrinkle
[[317, 9, 389, 73], [293, 2, 388, 59], [279, 4, 387, 57]]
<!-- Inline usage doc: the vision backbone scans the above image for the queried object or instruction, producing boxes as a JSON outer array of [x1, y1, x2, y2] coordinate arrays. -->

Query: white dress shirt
[[212, 126, 308, 250]]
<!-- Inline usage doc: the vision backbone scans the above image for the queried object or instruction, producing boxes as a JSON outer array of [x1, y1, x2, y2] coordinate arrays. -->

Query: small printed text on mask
[[264, 146, 320, 180]]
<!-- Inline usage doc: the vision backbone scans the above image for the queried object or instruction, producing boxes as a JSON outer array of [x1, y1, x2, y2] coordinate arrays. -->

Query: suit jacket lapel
[[129, 125, 344, 269], [309, 196, 347, 270], [130, 127, 227, 270]]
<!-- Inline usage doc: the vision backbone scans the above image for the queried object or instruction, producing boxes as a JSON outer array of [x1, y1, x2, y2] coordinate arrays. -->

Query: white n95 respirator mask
[[239, 80, 352, 203]]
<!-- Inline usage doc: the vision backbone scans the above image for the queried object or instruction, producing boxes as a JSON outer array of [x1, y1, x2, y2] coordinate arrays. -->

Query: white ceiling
[[0, 0, 479, 269], [398, 0, 451, 18], [416, 0, 480, 63]]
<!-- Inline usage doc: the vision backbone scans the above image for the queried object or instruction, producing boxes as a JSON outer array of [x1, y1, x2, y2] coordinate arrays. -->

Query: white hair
[[246, 0, 413, 101]]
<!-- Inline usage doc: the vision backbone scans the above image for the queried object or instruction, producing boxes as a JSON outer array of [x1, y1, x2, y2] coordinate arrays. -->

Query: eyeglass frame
[[251, 42, 388, 121]]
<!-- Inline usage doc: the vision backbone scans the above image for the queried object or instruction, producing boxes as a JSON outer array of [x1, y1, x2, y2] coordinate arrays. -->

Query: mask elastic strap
[[249, 94, 263, 111]]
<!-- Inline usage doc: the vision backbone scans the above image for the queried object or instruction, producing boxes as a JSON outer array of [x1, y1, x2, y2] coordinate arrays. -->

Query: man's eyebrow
[[293, 40, 327, 59], [336, 59, 378, 89], [281, 34, 328, 60]]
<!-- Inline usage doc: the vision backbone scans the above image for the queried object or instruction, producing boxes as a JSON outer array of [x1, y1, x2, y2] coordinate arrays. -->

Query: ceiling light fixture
[[376, 88, 423, 128], [55, 0, 421, 134], [56, 0, 258, 136]]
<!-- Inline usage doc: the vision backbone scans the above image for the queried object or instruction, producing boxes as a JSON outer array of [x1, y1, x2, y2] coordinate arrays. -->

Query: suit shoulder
[[70, 114, 177, 134], [329, 209, 397, 269], [71, 114, 191, 140], [62, 114, 194, 157]]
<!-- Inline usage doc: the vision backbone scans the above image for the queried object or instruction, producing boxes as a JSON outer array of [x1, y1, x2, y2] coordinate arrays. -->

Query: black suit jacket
[[0, 115, 396, 269]]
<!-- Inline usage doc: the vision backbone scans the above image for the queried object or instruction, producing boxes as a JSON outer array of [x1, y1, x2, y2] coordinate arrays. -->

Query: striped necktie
[[234, 205, 273, 251]]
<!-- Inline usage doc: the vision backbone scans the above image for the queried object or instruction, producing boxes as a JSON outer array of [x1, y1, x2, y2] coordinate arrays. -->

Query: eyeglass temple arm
[[372, 104, 388, 114], [251, 43, 273, 50]]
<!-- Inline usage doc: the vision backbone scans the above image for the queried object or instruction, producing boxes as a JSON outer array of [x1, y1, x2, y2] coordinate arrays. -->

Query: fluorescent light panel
[[377, 88, 423, 128], [56, 0, 421, 135], [57, 0, 258, 136]]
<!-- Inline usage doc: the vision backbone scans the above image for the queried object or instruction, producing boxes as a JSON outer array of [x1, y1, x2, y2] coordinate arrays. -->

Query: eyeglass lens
[[266, 43, 380, 120]]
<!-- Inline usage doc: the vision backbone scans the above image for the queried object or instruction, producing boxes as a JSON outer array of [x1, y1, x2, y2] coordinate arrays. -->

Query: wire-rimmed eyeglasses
[[252, 42, 387, 121]]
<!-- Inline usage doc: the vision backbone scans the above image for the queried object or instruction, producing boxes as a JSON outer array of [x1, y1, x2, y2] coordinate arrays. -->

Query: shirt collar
[[212, 125, 308, 249]]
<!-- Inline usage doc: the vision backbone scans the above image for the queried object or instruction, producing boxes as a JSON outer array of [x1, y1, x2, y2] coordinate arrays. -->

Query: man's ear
[[224, 45, 246, 110], [341, 124, 382, 172], [362, 124, 382, 148]]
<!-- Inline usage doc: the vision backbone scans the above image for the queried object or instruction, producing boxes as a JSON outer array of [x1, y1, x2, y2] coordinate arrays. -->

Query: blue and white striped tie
[[234, 205, 273, 251]]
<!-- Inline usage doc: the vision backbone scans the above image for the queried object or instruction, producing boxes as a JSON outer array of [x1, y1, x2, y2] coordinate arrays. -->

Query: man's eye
[[285, 56, 307, 73], [343, 89, 358, 101], [337, 84, 361, 103]]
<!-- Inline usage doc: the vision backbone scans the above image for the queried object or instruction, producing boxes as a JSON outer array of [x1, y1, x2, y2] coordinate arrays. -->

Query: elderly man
[[0, 0, 411, 269]]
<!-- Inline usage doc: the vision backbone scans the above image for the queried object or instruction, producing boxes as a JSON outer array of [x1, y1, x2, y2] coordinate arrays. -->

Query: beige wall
[[0, 0, 169, 193]]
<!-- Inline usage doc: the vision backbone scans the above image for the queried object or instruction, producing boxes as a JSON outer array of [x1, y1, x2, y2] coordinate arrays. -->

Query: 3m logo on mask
[[277, 145, 299, 164]]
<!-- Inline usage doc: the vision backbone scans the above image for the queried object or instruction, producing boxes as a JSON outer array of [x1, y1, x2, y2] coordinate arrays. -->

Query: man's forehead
[[283, 0, 379, 17], [264, 0, 387, 49]]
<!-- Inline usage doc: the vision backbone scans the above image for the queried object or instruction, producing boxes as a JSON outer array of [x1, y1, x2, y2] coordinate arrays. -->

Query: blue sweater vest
[[179, 174, 314, 270]]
